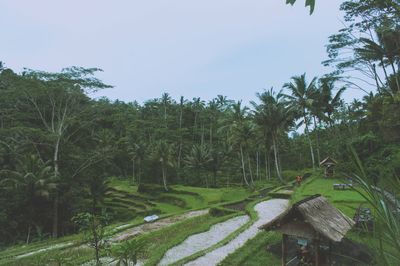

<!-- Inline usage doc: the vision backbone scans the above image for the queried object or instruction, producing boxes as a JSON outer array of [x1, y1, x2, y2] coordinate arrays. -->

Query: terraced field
[[0, 179, 254, 266]]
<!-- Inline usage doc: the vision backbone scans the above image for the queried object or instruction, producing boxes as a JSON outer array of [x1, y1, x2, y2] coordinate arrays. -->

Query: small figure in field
[[296, 175, 302, 186]]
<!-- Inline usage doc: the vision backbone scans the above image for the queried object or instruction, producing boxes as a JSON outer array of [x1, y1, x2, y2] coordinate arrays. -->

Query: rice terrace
[[0, 0, 399, 265]]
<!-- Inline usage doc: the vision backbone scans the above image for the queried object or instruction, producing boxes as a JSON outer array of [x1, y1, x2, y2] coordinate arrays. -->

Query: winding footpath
[[110, 209, 208, 242], [158, 215, 249, 265], [184, 199, 289, 266]]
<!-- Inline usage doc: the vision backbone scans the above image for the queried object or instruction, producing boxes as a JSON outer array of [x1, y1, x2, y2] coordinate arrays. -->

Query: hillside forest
[[0, 0, 399, 254]]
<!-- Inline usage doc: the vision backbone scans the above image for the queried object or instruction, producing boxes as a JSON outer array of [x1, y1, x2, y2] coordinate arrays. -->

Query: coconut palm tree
[[355, 28, 400, 94], [252, 88, 294, 183], [226, 101, 254, 186], [230, 121, 255, 186], [283, 73, 318, 170], [152, 140, 173, 191], [0, 155, 55, 243], [184, 144, 212, 187], [317, 78, 346, 126]]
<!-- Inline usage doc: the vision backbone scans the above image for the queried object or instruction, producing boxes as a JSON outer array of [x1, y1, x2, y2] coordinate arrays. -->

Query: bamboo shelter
[[319, 157, 337, 178], [260, 194, 354, 266]]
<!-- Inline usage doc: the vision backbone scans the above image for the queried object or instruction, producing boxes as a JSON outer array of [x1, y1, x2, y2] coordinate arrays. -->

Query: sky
[[0, 0, 367, 105]]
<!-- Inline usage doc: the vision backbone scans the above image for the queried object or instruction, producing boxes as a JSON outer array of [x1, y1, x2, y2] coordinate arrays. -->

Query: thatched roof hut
[[260, 194, 354, 242], [260, 195, 354, 265]]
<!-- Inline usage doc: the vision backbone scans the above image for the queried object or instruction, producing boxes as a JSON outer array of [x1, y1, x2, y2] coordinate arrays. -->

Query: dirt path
[[109, 209, 208, 242], [158, 215, 249, 265], [15, 242, 74, 259], [184, 199, 289, 266]]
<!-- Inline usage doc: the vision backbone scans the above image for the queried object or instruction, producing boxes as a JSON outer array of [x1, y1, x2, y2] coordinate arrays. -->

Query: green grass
[[291, 174, 368, 217], [219, 232, 281, 266]]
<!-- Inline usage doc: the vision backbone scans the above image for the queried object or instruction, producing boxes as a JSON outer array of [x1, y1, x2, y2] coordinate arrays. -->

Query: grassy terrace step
[[107, 187, 157, 201], [102, 201, 140, 212], [104, 197, 149, 210]]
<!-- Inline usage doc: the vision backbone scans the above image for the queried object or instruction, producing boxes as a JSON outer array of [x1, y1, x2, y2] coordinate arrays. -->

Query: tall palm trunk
[[203, 170, 209, 188], [26, 225, 31, 244], [177, 107, 183, 181], [240, 145, 249, 186], [272, 134, 283, 183], [247, 152, 254, 185], [313, 116, 321, 164], [256, 151, 260, 181], [304, 115, 316, 170], [138, 159, 141, 185], [132, 159, 135, 184], [264, 149, 271, 180], [161, 162, 168, 191], [52, 136, 61, 238]]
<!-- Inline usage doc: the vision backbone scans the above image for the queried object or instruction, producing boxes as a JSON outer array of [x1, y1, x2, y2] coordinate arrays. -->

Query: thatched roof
[[260, 195, 354, 242], [320, 156, 337, 166]]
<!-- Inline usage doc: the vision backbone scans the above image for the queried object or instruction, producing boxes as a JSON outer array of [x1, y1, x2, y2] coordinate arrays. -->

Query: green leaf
[[286, 0, 315, 14]]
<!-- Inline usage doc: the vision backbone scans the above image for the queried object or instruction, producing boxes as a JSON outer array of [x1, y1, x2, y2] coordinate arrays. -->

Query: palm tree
[[283, 73, 318, 170], [226, 101, 254, 186], [318, 78, 346, 126], [190, 97, 205, 142], [152, 140, 173, 191], [176, 96, 187, 181], [355, 28, 400, 94], [184, 144, 212, 187], [160, 92, 172, 128], [252, 88, 294, 183], [0, 155, 55, 243], [127, 142, 146, 185]]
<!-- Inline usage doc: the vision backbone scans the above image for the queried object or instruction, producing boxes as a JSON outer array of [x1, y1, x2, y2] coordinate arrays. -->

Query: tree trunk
[[162, 163, 168, 191], [26, 224, 31, 244], [52, 194, 59, 238], [213, 167, 217, 187], [256, 151, 260, 181], [138, 159, 141, 185], [204, 170, 209, 188], [132, 159, 135, 184], [52, 137, 61, 238], [264, 150, 269, 181], [389, 61, 400, 93], [177, 105, 183, 181], [240, 145, 249, 186], [313, 116, 321, 164], [247, 152, 254, 185], [272, 135, 283, 183], [304, 116, 315, 170], [91, 215, 100, 266]]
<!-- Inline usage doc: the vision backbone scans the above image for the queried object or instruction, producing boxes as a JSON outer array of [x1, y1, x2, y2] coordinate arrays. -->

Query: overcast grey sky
[[1, 0, 366, 104]]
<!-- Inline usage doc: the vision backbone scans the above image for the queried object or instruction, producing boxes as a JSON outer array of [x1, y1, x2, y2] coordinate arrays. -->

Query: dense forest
[[0, 0, 399, 252]]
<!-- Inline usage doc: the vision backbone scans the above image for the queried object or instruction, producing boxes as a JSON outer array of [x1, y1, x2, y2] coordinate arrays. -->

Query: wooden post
[[282, 234, 287, 266], [315, 238, 320, 266]]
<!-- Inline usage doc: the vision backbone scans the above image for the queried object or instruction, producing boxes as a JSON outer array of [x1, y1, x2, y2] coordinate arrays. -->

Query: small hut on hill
[[319, 157, 337, 178], [260, 194, 354, 266]]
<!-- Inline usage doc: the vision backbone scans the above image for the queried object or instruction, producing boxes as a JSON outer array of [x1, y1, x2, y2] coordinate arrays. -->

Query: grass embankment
[[219, 232, 281, 266], [0, 180, 254, 265]]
